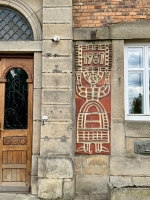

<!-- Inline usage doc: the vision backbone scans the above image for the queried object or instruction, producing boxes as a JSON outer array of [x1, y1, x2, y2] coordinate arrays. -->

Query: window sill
[[125, 115, 150, 122]]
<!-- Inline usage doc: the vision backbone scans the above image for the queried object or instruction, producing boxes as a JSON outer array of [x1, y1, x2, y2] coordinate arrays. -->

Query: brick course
[[73, 0, 150, 27]]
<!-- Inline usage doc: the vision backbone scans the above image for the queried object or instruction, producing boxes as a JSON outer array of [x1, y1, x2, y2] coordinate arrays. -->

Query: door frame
[[0, 0, 42, 194], [0, 55, 34, 192]]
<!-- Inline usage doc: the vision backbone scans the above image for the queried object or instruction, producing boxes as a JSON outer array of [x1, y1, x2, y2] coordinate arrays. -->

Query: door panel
[[0, 57, 33, 192]]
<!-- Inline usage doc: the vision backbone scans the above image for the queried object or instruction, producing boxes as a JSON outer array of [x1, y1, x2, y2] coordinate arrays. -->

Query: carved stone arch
[[2, 65, 33, 83], [0, 0, 42, 41]]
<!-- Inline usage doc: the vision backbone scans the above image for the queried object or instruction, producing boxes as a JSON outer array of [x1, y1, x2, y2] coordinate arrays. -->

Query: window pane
[[128, 48, 143, 68], [149, 48, 150, 68], [149, 72, 150, 112], [128, 72, 144, 114], [0, 7, 33, 41]]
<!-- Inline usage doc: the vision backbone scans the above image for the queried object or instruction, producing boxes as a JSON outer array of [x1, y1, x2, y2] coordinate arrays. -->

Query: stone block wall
[[38, 0, 74, 199], [73, 20, 150, 197], [2, 0, 150, 199], [75, 155, 109, 194]]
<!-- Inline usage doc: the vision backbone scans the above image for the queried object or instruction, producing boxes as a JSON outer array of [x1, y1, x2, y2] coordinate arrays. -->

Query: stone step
[[0, 193, 108, 200], [73, 194, 108, 200]]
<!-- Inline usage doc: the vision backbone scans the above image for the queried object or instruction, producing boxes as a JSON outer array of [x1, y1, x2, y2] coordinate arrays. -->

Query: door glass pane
[[128, 48, 143, 68], [128, 72, 144, 114], [4, 68, 28, 129]]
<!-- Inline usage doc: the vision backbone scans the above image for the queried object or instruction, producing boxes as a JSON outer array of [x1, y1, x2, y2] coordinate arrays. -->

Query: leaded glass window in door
[[4, 68, 28, 129]]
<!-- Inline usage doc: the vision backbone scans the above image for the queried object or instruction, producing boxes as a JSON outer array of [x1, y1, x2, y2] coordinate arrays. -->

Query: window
[[0, 7, 33, 41], [125, 44, 150, 120]]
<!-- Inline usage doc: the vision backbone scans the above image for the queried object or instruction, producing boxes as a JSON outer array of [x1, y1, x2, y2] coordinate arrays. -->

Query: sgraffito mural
[[75, 43, 112, 154]]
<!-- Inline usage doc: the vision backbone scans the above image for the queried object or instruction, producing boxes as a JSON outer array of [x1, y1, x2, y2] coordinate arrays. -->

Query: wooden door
[[0, 56, 33, 192]]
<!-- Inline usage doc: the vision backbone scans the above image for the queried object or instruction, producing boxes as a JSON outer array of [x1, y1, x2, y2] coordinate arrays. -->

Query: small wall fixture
[[42, 116, 48, 125], [51, 36, 60, 42]]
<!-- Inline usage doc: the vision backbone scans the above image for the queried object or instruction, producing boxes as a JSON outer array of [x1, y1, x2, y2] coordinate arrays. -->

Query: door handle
[[0, 128, 3, 131]]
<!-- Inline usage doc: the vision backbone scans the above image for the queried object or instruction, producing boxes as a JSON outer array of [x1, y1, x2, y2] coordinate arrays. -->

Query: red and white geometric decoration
[[75, 44, 112, 154]]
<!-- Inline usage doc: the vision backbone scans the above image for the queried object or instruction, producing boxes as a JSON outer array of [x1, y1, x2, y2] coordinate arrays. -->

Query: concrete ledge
[[74, 21, 150, 40], [108, 183, 150, 200], [73, 28, 109, 40], [0, 41, 42, 52], [109, 21, 150, 39]]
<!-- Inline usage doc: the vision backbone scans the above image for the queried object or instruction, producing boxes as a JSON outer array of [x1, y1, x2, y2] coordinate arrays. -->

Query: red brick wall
[[73, 0, 150, 28]]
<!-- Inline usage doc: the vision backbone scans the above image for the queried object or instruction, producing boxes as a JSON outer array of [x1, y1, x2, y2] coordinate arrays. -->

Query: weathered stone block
[[110, 21, 150, 40], [32, 121, 41, 154], [41, 122, 72, 138], [42, 57, 72, 73], [40, 138, 73, 156], [38, 179, 62, 199], [82, 155, 109, 175], [108, 183, 150, 200], [23, 0, 42, 13], [38, 157, 73, 179], [63, 179, 75, 200], [42, 74, 72, 89], [31, 176, 38, 195], [110, 176, 133, 188], [35, 8, 43, 24], [74, 27, 109, 40], [31, 155, 39, 176], [125, 121, 150, 137], [43, 8, 72, 23], [0, 41, 42, 52], [42, 40, 72, 56], [23, 0, 42, 22], [43, 0, 72, 6], [132, 177, 150, 187], [112, 40, 124, 79], [43, 24, 72, 39], [34, 52, 42, 89], [111, 78, 124, 119], [42, 90, 72, 104], [0, 0, 9, 6], [111, 121, 125, 155], [76, 175, 108, 194], [126, 137, 150, 154], [42, 105, 72, 121], [33, 89, 41, 120], [110, 176, 150, 188], [110, 155, 150, 176], [74, 156, 82, 175], [111, 40, 124, 120]]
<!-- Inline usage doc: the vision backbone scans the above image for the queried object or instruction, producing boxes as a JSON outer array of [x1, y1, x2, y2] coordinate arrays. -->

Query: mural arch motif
[[75, 44, 112, 154]]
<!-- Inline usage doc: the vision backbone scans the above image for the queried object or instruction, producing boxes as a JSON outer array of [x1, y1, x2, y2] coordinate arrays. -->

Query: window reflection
[[149, 48, 150, 68], [128, 48, 143, 68], [149, 72, 150, 113], [128, 72, 144, 114]]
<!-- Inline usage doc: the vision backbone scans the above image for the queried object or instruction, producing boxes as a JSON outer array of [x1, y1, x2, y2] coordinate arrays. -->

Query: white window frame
[[124, 43, 150, 121]]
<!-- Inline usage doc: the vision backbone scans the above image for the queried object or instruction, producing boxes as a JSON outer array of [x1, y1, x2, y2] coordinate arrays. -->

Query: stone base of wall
[[108, 183, 150, 200]]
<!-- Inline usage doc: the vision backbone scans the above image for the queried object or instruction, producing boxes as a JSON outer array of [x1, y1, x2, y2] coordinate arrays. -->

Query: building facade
[[0, 0, 150, 199]]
